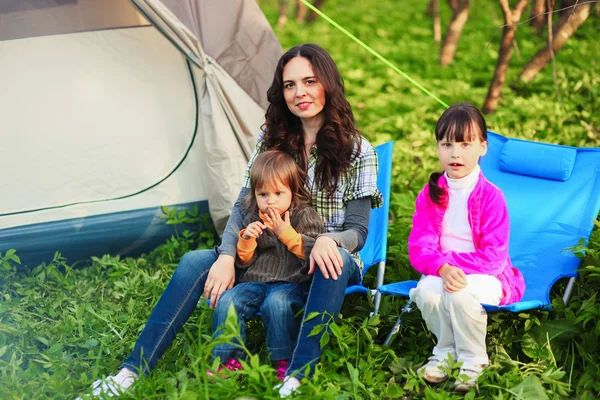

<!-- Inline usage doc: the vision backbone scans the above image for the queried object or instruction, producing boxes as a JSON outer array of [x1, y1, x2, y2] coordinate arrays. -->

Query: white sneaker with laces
[[77, 368, 137, 399], [454, 364, 485, 392], [277, 376, 301, 398], [418, 357, 449, 383]]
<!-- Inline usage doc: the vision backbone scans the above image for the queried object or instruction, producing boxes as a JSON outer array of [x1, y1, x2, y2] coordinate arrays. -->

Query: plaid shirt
[[243, 132, 383, 234]]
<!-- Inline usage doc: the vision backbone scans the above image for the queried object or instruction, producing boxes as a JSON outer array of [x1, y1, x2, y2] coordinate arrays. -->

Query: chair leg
[[372, 291, 382, 316], [562, 277, 577, 305], [383, 299, 413, 346], [372, 261, 386, 316]]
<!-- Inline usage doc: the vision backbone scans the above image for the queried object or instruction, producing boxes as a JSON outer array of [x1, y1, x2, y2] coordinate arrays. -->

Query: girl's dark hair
[[244, 150, 310, 214], [429, 102, 487, 206], [262, 43, 360, 195]]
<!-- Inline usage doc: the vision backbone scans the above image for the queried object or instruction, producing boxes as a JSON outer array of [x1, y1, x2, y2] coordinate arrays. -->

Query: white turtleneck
[[440, 165, 481, 254]]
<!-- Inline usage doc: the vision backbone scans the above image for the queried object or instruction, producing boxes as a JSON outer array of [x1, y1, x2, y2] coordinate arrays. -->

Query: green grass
[[1, 1, 599, 398]]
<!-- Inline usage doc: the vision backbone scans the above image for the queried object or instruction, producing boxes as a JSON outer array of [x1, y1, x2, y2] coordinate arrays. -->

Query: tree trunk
[[518, 3, 592, 83], [439, 0, 469, 66], [482, 0, 529, 114], [531, 0, 546, 30], [427, 0, 435, 15], [448, 0, 459, 11], [560, 0, 576, 16], [306, 0, 325, 23], [277, 0, 288, 28], [296, 0, 307, 23], [432, 0, 442, 42]]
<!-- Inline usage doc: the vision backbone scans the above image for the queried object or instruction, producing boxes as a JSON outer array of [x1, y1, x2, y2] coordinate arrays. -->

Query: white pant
[[409, 274, 502, 368]]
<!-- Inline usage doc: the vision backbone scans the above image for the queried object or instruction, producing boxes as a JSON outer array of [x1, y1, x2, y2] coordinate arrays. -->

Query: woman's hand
[[308, 236, 343, 280], [438, 263, 468, 293], [242, 221, 266, 239], [263, 209, 291, 236], [204, 254, 236, 308]]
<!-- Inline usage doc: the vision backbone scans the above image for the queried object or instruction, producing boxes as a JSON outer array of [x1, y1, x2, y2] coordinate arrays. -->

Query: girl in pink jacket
[[408, 103, 525, 391]]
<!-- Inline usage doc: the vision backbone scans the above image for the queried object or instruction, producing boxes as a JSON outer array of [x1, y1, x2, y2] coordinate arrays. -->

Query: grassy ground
[[1, 1, 599, 399]]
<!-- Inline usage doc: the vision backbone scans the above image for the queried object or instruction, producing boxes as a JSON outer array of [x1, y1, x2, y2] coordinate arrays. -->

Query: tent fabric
[[0, 0, 282, 265], [129, 0, 281, 230], [0, 27, 201, 226], [128, 0, 205, 67], [0, 201, 207, 268], [151, 0, 283, 109], [196, 59, 265, 232], [0, 0, 282, 110], [0, 0, 150, 41]]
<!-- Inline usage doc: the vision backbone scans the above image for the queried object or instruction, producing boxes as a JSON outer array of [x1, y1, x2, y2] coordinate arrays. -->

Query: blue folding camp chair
[[379, 131, 600, 345], [344, 141, 394, 316]]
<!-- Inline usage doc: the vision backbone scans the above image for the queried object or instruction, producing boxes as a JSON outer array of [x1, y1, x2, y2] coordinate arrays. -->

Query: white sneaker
[[277, 376, 301, 398], [417, 357, 449, 383], [77, 368, 137, 399], [454, 364, 485, 392]]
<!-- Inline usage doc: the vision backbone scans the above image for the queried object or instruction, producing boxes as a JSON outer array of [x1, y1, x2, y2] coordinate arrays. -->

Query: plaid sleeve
[[242, 131, 266, 189], [344, 139, 383, 209]]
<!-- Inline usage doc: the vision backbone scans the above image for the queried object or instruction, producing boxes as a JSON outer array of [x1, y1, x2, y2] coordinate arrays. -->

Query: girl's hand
[[242, 221, 266, 239], [204, 254, 236, 308], [438, 263, 468, 293], [264, 209, 291, 236], [308, 236, 343, 280]]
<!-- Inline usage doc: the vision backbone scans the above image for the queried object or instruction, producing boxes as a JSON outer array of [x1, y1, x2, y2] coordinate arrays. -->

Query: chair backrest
[[358, 141, 394, 276], [480, 132, 600, 304]]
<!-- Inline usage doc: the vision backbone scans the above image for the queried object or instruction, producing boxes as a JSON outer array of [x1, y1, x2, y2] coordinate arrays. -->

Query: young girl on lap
[[210, 150, 324, 380], [408, 103, 525, 391]]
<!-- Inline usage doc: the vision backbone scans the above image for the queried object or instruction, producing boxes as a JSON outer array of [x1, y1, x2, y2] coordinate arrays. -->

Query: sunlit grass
[[1, 1, 599, 398]]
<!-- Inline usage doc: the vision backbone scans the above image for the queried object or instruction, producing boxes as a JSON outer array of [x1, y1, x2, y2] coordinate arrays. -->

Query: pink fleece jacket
[[408, 172, 525, 305]]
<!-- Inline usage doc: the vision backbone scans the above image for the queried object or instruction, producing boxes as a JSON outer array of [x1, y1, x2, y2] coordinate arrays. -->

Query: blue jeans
[[212, 281, 309, 362], [287, 248, 360, 379], [122, 249, 217, 375], [121, 247, 359, 377]]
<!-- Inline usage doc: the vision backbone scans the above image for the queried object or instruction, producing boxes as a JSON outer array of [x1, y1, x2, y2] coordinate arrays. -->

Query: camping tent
[[0, 0, 283, 267]]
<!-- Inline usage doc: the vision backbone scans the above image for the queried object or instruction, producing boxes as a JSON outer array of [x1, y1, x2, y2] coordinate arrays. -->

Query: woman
[[86, 43, 382, 398]]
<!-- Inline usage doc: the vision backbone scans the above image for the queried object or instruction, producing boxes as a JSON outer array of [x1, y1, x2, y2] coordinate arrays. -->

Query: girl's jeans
[[121, 248, 360, 378], [212, 281, 309, 362]]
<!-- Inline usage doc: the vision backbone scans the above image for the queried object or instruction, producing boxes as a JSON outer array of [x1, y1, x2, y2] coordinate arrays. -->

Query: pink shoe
[[274, 360, 289, 382], [206, 358, 243, 378]]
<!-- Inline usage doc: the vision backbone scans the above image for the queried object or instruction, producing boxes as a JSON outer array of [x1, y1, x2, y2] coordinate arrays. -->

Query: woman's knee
[[338, 248, 355, 270], [313, 247, 358, 281]]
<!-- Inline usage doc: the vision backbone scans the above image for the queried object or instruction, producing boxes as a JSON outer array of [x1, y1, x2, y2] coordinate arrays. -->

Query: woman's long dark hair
[[429, 102, 487, 206], [262, 43, 360, 195]]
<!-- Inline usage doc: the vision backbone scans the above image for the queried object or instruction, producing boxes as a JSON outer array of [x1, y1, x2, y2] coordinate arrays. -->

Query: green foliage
[[1, 1, 599, 398]]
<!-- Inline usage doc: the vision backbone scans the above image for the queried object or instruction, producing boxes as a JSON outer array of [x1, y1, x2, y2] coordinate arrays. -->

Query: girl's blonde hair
[[244, 150, 310, 213]]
